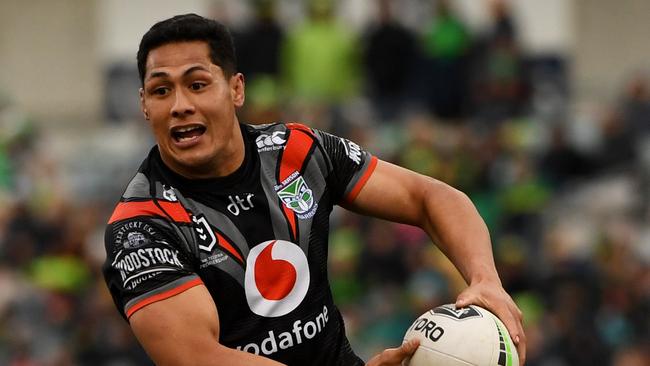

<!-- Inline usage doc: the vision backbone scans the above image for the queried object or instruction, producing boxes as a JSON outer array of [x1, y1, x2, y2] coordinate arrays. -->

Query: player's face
[[140, 41, 245, 178]]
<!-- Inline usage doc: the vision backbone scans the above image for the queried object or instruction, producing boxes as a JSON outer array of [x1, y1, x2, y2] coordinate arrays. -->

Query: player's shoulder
[[244, 121, 316, 135], [245, 121, 323, 153], [105, 150, 189, 236], [104, 197, 191, 260], [113, 147, 160, 203], [121, 171, 153, 202], [244, 121, 286, 135]]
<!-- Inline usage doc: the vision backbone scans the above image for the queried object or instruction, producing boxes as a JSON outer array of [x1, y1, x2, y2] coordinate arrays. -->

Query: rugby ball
[[403, 304, 518, 366]]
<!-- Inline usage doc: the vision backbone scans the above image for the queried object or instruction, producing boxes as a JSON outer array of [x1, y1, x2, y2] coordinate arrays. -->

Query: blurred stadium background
[[1, 0, 649, 365]]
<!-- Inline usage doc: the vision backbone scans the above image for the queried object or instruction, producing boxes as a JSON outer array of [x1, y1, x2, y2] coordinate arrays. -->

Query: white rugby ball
[[403, 304, 518, 366]]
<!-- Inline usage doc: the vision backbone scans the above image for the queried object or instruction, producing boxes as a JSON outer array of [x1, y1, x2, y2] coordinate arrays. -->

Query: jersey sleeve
[[102, 217, 202, 320], [313, 129, 378, 204]]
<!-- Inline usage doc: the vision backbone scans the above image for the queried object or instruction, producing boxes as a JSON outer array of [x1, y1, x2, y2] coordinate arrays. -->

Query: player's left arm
[[343, 159, 526, 366]]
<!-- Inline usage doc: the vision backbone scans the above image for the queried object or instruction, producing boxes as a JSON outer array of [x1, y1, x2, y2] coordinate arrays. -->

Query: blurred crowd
[[1, 0, 649, 365]]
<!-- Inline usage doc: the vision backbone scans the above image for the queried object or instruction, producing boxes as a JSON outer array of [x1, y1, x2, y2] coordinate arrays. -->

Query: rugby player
[[103, 13, 526, 366]]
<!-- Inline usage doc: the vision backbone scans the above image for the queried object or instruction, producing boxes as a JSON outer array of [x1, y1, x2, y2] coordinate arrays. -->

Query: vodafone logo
[[244, 240, 310, 317]]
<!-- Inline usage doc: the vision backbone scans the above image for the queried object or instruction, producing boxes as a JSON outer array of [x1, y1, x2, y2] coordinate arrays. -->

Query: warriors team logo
[[275, 171, 318, 219], [244, 240, 310, 317]]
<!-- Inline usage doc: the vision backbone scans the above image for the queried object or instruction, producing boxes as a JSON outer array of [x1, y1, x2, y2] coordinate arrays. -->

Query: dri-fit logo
[[244, 240, 310, 317]]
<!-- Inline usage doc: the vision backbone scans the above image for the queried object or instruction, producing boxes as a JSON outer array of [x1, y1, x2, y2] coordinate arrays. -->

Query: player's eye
[[152, 87, 170, 96], [190, 82, 206, 91]]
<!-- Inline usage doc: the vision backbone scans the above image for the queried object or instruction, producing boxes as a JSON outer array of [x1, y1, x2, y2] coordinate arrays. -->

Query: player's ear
[[231, 72, 245, 108], [139, 88, 150, 121]]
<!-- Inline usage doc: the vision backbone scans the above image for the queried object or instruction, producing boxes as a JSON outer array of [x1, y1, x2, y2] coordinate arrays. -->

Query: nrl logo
[[192, 214, 217, 252], [275, 171, 318, 219]]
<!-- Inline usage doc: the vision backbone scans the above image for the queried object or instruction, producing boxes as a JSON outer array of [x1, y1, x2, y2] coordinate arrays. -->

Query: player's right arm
[[128, 284, 285, 366], [103, 214, 284, 366]]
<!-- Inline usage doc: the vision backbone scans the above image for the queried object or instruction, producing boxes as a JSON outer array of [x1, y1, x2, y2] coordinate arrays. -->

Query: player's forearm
[[420, 180, 500, 285]]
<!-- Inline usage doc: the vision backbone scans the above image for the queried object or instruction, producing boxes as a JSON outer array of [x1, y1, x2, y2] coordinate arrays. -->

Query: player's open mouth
[[171, 125, 206, 144]]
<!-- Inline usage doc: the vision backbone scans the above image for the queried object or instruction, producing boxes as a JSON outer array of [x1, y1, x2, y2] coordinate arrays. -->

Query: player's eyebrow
[[146, 71, 169, 81], [146, 65, 210, 81], [182, 65, 210, 76]]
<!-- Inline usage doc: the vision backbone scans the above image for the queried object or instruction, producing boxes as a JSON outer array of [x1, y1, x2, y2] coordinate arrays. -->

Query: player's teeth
[[178, 135, 197, 142]]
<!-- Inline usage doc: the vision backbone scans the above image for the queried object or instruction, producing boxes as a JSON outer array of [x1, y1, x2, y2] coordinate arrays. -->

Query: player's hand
[[365, 339, 420, 366], [455, 278, 526, 366]]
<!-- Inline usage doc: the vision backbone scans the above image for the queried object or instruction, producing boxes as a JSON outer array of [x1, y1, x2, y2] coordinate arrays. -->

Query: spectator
[[281, 0, 361, 104], [363, 0, 417, 121], [235, 0, 284, 81], [235, 0, 286, 123], [420, 0, 471, 120], [620, 73, 650, 143], [471, 0, 527, 124], [539, 125, 594, 190]]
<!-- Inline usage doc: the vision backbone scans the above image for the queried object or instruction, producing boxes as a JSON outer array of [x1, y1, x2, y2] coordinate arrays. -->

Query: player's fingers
[[516, 332, 527, 366], [365, 339, 420, 366], [466, 289, 526, 365], [454, 287, 476, 308], [394, 339, 420, 359], [512, 306, 527, 366], [454, 286, 526, 365], [502, 299, 526, 366], [383, 339, 420, 363], [402, 338, 420, 355]]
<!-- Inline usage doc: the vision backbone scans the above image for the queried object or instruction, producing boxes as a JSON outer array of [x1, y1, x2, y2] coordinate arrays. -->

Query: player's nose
[[171, 89, 196, 118]]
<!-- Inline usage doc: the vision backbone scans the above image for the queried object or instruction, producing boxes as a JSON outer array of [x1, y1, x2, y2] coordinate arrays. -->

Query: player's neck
[[210, 123, 245, 178]]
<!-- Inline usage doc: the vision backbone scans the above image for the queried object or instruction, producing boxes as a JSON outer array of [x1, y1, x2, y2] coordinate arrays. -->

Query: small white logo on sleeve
[[244, 240, 310, 317], [341, 138, 362, 165]]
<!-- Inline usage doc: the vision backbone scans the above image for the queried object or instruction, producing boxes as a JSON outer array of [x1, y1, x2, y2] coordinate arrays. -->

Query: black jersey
[[103, 122, 377, 365]]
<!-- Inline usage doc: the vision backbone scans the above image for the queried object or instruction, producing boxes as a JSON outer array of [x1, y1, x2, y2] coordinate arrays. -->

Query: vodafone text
[[236, 305, 329, 356]]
